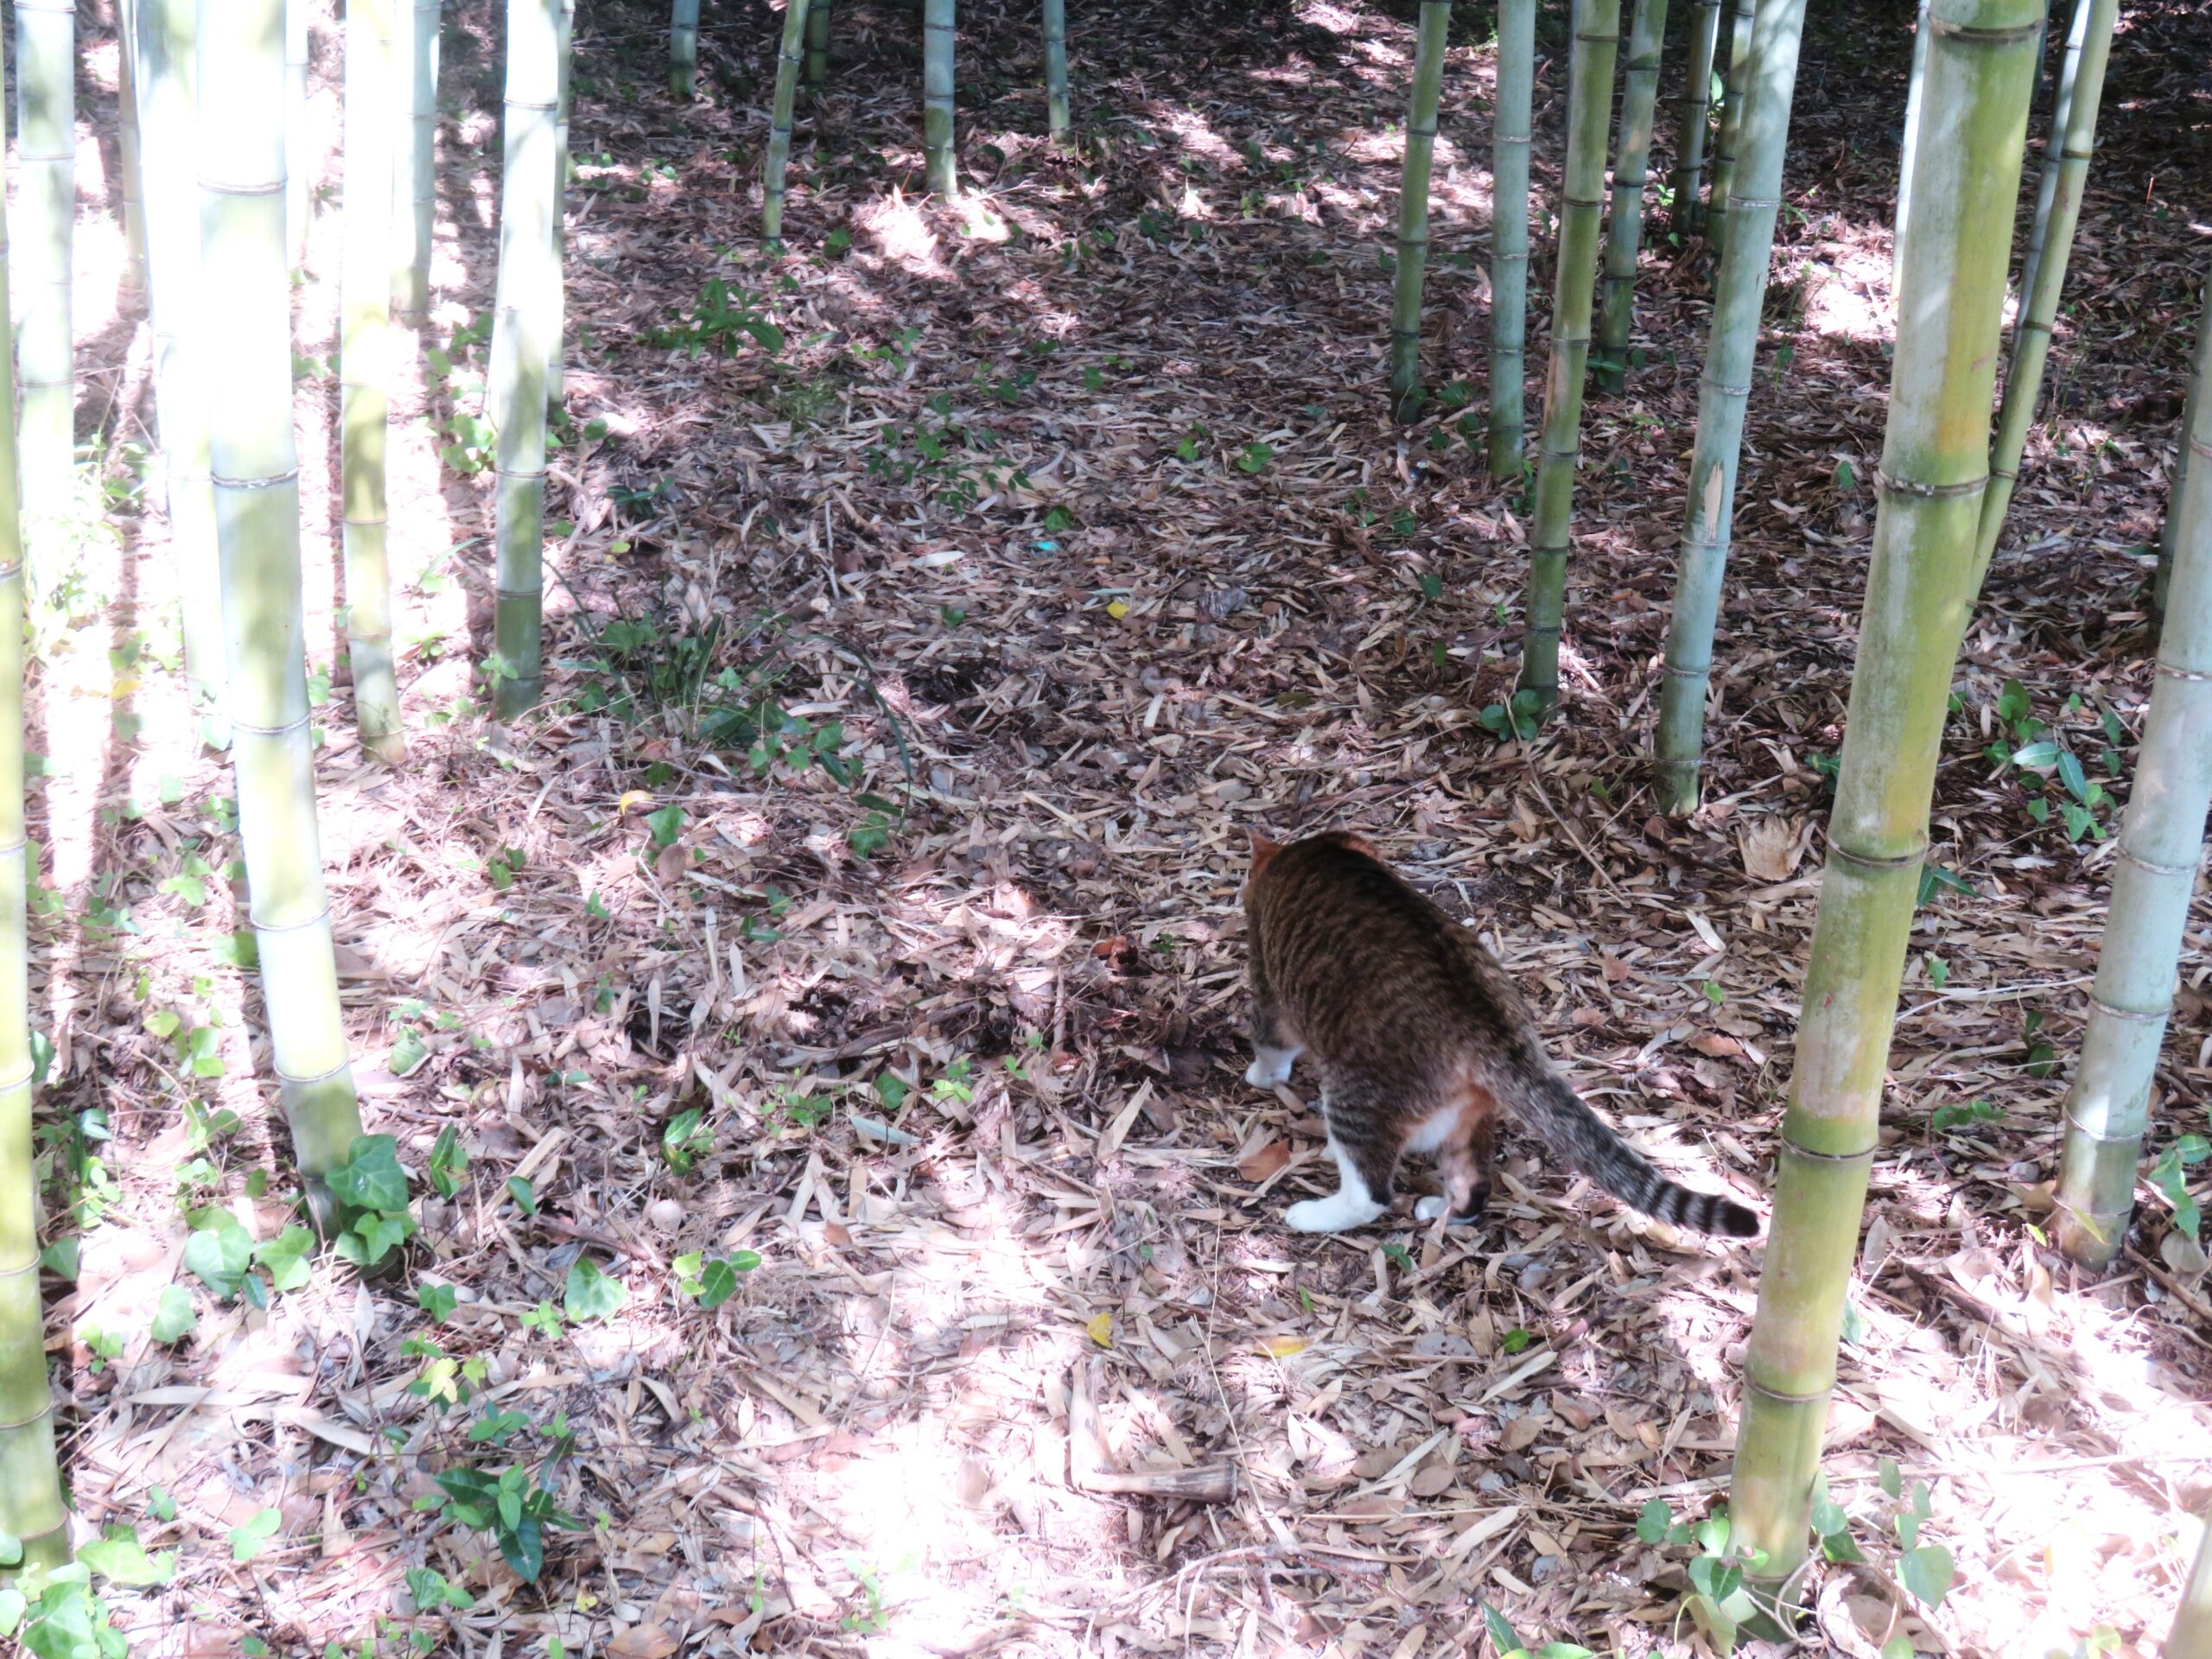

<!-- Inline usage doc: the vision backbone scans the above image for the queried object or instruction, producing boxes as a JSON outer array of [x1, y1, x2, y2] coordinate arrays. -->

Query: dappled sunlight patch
[[857, 191, 948, 276]]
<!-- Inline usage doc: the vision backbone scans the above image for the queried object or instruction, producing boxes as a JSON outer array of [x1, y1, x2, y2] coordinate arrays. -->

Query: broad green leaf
[[79, 1529, 175, 1586], [1878, 1456, 1903, 1498], [694, 1259, 740, 1309], [1480, 1604, 1522, 1656], [564, 1256, 628, 1323], [1880, 1639, 1916, 1659], [230, 1508, 282, 1563], [2010, 741, 2060, 768], [1636, 1497, 1672, 1545], [417, 1281, 460, 1323], [1899, 1543, 1954, 1609], [184, 1210, 255, 1296], [149, 1285, 198, 1344], [328, 1135, 410, 1213], [256, 1225, 315, 1293], [2056, 749, 2090, 803]]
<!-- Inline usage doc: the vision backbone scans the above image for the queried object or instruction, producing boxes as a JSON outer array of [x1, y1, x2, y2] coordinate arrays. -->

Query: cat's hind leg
[[1285, 1085, 1399, 1233], [1243, 993, 1303, 1088], [1413, 1086, 1499, 1224]]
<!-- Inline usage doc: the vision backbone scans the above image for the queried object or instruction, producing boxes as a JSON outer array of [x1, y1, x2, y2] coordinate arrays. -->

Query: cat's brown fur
[[1243, 830, 1758, 1237]]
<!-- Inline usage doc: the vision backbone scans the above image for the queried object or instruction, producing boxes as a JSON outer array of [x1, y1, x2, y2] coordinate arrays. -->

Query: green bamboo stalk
[[550, 0, 575, 402], [2172, 1511, 2212, 1659], [670, 0, 699, 98], [1593, 0, 1669, 392], [0, 19, 67, 1571], [286, 0, 311, 263], [2157, 378, 2199, 616], [762, 0, 813, 241], [2050, 260, 2212, 1268], [489, 0, 563, 721], [1973, 0, 2114, 588], [391, 0, 439, 324], [1043, 0, 1070, 142], [1389, 2, 1453, 423], [140, 0, 230, 747], [1894, 0, 1929, 284], [342, 0, 405, 764], [1513, 0, 1619, 710], [805, 1, 832, 89], [1487, 0, 1535, 476], [1669, 0, 1721, 234], [1653, 0, 1810, 813], [1728, 0, 2038, 1602], [199, 0, 367, 1206], [15, 0, 76, 569], [1705, 0, 1755, 252], [118, 0, 149, 289], [2016, 0, 2088, 328], [923, 0, 957, 197]]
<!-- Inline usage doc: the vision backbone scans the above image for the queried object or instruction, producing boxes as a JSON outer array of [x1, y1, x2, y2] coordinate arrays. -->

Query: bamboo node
[[211, 468, 302, 493], [1926, 16, 2043, 41], [1563, 195, 1606, 211], [1779, 1138, 1876, 1166], [2186, 435, 2212, 462], [2057, 1107, 2143, 1149], [277, 1057, 354, 1089], [2087, 995, 2171, 1026], [1658, 661, 1710, 680], [251, 906, 334, 938], [0, 1394, 58, 1434], [1573, 32, 1623, 44], [2117, 843, 2200, 876], [1745, 1376, 1831, 1405], [2154, 660, 2212, 683], [1873, 468, 1985, 499], [1825, 837, 1924, 873], [230, 715, 314, 741]]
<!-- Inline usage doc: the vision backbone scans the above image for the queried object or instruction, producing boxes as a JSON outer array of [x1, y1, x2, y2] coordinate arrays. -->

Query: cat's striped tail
[[1508, 1065, 1759, 1236]]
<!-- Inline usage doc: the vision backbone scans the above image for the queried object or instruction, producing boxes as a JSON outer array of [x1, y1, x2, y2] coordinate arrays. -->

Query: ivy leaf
[[79, 1528, 176, 1586], [229, 1508, 282, 1563], [693, 1259, 740, 1309], [1481, 1604, 1523, 1656], [328, 1135, 410, 1213], [390, 1027, 430, 1077], [564, 1256, 628, 1323], [255, 1225, 315, 1293], [1899, 1543, 1955, 1609], [183, 1210, 254, 1297], [1636, 1497, 1673, 1545], [149, 1285, 198, 1344]]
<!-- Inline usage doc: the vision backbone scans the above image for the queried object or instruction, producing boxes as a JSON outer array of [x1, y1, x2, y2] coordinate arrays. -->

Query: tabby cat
[[1242, 829, 1759, 1237]]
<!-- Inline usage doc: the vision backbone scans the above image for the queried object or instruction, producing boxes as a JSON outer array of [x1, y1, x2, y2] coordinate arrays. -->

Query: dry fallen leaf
[[1257, 1333, 1308, 1358], [608, 1625, 680, 1659], [1086, 1311, 1114, 1347], [1237, 1138, 1291, 1182], [1738, 815, 1803, 881]]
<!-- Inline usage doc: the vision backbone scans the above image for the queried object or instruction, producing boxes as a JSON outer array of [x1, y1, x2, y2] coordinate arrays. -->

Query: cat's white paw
[[1413, 1195, 1448, 1222], [1244, 1046, 1299, 1088], [1285, 1195, 1385, 1233]]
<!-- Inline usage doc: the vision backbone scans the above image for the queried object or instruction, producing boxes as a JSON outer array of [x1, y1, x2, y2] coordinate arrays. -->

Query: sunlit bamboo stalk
[[15, 0, 76, 572], [1729, 0, 2038, 1602], [923, 0, 958, 196], [2172, 1511, 2212, 1659], [1513, 0, 1618, 709], [1653, 0, 1809, 811], [199, 0, 367, 1204], [1894, 0, 1929, 283], [489, 0, 563, 720], [1594, 0, 1669, 391], [1388, 1, 1453, 423], [671, 0, 699, 97], [141, 0, 228, 745], [1669, 0, 1721, 234], [392, 0, 439, 324], [1044, 0, 1070, 141], [0, 13, 67, 1567], [1974, 0, 2114, 587], [1486, 0, 1535, 476], [286, 0, 311, 262], [550, 0, 574, 402], [2016, 0, 2089, 327], [1705, 0, 1755, 252], [763, 0, 813, 241], [2051, 259, 2212, 1268], [119, 0, 149, 288], [342, 0, 404, 763]]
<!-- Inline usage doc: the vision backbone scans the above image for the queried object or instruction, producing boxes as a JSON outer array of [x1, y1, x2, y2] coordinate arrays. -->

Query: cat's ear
[[1338, 830, 1377, 858], [1248, 827, 1281, 871]]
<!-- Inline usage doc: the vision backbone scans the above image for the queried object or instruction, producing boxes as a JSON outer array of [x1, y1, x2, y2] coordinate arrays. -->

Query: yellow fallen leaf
[[1105, 600, 1129, 620], [1086, 1311, 1113, 1347], [111, 677, 142, 700], [1258, 1335, 1307, 1358], [616, 790, 654, 817]]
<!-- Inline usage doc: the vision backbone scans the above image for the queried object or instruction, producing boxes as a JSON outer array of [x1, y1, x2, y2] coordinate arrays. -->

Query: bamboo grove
[[0, 0, 2203, 1642]]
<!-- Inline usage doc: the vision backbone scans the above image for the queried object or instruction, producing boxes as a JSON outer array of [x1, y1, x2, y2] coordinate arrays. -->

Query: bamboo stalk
[[199, 0, 367, 1205], [0, 13, 67, 1569], [1669, 0, 1721, 234], [1487, 0, 1535, 476], [118, 0, 148, 289], [2015, 0, 2089, 329], [392, 0, 439, 324], [1513, 0, 1620, 711], [139, 0, 229, 747], [1893, 0, 1929, 283], [1973, 0, 2114, 588], [550, 0, 574, 401], [1705, 0, 1755, 252], [1389, 1, 1453, 423], [923, 0, 958, 198], [2051, 260, 2212, 1268], [670, 0, 699, 98], [2158, 378, 2199, 616], [2172, 1510, 2212, 1659], [341, 0, 405, 764], [1653, 0, 1810, 812], [1044, 0, 1070, 142], [15, 0, 76, 570], [763, 0, 813, 241], [1728, 0, 2039, 1600], [489, 0, 563, 721], [1594, 0, 1670, 392], [805, 0, 832, 88], [286, 0, 311, 263]]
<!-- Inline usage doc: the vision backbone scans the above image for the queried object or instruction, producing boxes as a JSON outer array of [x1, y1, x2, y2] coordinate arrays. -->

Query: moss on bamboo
[[2051, 261, 2212, 1268], [200, 0, 367, 1202], [763, 0, 812, 241], [1486, 0, 1535, 476], [1654, 0, 1812, 812], [1728, 0, 2039, 1600], [1594, 0, 1669, 392], [1389, 2, 1452, 423], [1513, 0, 1618, 709]]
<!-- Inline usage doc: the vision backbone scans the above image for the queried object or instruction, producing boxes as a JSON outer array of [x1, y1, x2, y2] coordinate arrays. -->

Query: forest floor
[[32, 0, 2212, 1655]]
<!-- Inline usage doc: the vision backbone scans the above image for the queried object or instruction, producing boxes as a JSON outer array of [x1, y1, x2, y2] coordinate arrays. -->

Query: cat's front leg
[[1283, 1136, 1389, 1232], [1244, 1043, 1302, 1088]]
